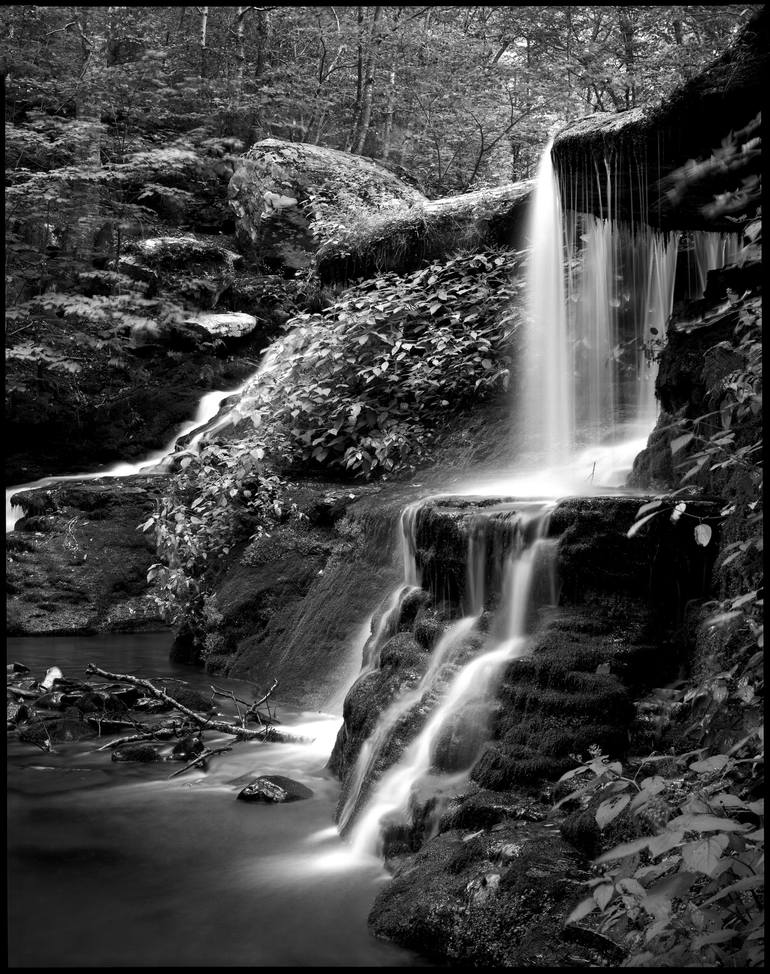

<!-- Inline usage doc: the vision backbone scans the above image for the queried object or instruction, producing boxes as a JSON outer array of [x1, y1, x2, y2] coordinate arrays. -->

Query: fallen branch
[[168, 743, 233, 778], [95, 727, 179, 752], [210, 684, 247, 727], [85, 665, 307, 743]]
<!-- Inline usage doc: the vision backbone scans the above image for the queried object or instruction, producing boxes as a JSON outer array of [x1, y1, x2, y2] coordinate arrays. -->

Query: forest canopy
[[2, 4, 758, 195]]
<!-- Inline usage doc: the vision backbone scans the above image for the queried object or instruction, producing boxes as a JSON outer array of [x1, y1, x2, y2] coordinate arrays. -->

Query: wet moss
[[413, 615, 443, 650], [379, 633, 427, 671]]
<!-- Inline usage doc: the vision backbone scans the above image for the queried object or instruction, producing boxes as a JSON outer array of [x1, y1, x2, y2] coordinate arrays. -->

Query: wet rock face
[[200, 485, 405, 710], [228, 138, 426, 272], [327, 493, 724, 962], [7, 476, 168, 636], [369, 819, 619, 967]]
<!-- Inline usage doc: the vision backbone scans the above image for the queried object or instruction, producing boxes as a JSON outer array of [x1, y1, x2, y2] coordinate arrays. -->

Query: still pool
[[7, 633, 434, 968]]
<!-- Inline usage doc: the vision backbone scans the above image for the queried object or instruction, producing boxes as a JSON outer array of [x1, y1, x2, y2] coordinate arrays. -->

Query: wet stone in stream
[[237, 774, 315, 803]]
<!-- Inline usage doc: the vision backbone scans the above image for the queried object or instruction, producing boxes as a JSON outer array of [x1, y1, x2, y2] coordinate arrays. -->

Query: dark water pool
[[7, 633, 433, 968]]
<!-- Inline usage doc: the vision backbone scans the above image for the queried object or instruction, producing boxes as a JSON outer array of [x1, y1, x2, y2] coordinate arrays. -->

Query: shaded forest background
[[3, 5, 757, 195]]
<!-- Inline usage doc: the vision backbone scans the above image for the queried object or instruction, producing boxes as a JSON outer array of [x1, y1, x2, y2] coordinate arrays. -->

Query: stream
[[6, 633, 435, 968]]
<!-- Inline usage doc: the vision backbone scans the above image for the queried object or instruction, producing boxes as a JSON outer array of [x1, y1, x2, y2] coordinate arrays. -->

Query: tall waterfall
[[339, 143, 743, 862], [523, 144, 574, 464], [521, 146, 741, 472]]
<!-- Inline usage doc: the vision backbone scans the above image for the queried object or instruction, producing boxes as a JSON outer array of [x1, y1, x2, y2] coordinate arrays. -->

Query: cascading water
[[347, 505, 556, 858], [4, 383, 249, 533], [523, 142, 573, 465], [514, 144, 743, 490]]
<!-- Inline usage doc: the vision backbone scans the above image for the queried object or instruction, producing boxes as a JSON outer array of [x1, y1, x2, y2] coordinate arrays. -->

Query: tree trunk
[[617, 7, 637, 109], [381, 64, 397, 159], [347, 5, 366, 150], [234, 6, 252, 91], [351, 5, 382, 155], [255, 7, 270, 78], [199, 5, 209, 77]]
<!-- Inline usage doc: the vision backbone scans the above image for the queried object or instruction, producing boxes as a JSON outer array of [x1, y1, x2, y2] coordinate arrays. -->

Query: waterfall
[[523, 143, 573, 464], [338, 613, 479, 835], [517, 145, 743, 483], [346, 506, 555, 857], [5, 382, 250, 534], [692, 230, 743, 295]]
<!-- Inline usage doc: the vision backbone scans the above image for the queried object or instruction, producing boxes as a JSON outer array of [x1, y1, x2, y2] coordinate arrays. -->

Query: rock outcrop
[[6, 476, 167, 635], [228, 138, 427, 272], [551, 7, 766, 229], [315, 180, 533, 284]]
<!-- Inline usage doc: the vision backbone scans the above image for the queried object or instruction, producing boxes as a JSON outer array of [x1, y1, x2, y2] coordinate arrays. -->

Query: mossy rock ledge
[[551, 7, 767, 229], [315, 179, 534, 285], [328, 493, 722, 965]]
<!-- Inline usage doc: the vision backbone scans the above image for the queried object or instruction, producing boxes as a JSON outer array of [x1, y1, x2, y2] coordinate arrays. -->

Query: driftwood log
[[85, 665, 308, 744]]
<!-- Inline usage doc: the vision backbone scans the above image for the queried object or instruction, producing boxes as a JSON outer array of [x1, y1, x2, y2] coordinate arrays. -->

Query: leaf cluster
[[236, 249, 522, 478], [563, 735, 764, 967]]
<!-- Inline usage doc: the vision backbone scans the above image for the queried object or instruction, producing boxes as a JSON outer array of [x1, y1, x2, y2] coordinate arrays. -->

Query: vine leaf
[[627, 509, 665, 538], [682, 834, 729, 876], [689, 753, 728, 773], [694, 523, 712, 546], [670, 432, 694, 454], [566, 896, 598, 924], [596, 794, 631, 829]]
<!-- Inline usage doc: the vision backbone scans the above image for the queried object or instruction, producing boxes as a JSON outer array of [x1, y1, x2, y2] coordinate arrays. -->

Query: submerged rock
[[171, 735, 204, 762], [237, 774, 314, 803], [111, 743, 164, 763]]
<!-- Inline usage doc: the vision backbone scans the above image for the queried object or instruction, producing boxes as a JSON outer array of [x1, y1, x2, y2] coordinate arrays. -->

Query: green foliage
[[610, 265, 763, 966], [142, 436, 286, 631], [237, 250, 522, 478], [141, 248, 521, 630], [561, 736, 764, 967]]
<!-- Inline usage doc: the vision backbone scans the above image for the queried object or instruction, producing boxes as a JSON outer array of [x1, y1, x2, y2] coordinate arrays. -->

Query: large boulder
[[227, 138, 427, 272], [316, 180, 533, 284], [6, 476, 168, 635]]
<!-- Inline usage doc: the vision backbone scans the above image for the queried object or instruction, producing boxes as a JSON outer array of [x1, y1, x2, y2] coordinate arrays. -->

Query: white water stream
[[348, 509, 555, 857], [5, 383, 250, 533]]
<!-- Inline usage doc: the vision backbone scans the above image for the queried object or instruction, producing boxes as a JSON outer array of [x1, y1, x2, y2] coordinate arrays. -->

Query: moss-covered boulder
[[227, 138, 426, 272], [369, 819, 620, 967], [316, 180, 533, 284]]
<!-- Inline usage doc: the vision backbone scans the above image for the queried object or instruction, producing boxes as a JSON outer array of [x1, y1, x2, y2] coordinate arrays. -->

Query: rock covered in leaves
[[236, 774, 314, 803], [228, 138, 426, 271]]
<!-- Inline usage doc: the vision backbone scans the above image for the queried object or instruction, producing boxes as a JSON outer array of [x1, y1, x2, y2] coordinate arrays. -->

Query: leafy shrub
[[561, 736, 764, 967], [143, 435, 287, 632], [235, 248, 522, 478]]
